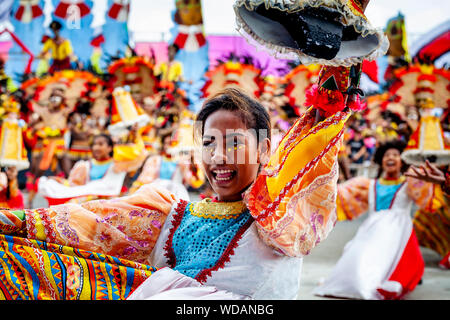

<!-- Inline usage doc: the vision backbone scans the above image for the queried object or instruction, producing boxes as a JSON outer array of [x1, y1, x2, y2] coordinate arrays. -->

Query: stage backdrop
[[169, 0, 209, 112]]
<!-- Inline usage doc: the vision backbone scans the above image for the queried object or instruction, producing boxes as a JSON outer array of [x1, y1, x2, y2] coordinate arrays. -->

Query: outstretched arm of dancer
[[406, 160, 449, 203], [0, 183, 176, 264], [404, 161, 440, 209], [245, 65, 363, 257], [336, 176, 370, 221]]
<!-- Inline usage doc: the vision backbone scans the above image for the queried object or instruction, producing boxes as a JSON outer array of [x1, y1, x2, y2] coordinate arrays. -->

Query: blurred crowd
[[0, 40, 449, 212]]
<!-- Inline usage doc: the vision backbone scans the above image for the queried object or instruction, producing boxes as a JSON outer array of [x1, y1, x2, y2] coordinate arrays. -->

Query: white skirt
[[313, 208, 415, 300], [126, 267, 249, 300]]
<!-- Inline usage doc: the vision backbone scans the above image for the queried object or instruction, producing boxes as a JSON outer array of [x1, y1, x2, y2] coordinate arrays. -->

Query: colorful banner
[[410, 20, 450, 67], [170, 0, 209, 111], [0, 0, 13, 24], [50, 0, 94, 68], [385, 12, 410, 61], [5, 0, 46, 83], [99, 0, 130, 70]]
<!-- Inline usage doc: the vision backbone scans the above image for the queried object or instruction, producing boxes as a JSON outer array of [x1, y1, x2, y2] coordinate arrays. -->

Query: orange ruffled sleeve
[[67, 160, 90, 186], [406, 177, 435, 211], [129, 155, 161, 194], [23, 184, 176, 264], [245, 108, 350, 257], [336, 176, 370, 221]]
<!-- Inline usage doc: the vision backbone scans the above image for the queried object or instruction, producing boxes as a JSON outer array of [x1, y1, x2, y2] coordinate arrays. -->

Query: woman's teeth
[[213, 169, 235, 181]]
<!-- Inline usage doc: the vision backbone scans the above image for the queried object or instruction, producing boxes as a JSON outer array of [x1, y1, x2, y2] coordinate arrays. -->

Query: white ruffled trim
[[0, 159, 30, 171], [401, 149, 450, 166], [107, 114, 150, 137], [233, 0, 389, 66]]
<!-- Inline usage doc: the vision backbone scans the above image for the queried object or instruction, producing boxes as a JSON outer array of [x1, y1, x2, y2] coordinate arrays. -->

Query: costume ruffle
[[234, 0, 389, 66]]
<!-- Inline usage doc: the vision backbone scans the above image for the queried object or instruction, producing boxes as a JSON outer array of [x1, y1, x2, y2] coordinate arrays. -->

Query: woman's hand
[[405, 160, 446, 185]]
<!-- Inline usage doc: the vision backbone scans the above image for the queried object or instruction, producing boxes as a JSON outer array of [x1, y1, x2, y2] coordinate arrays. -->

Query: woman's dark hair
[[195, 87, 271, 144], [50, 20, 62, 31], [168, 43, 180, 54], [374, 139, 408, 178], [91, 133, 114, 157]]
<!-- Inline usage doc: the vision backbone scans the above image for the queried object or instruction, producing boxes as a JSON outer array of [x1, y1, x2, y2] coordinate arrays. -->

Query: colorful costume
[[42, 37, 74, 74], [389, 65, 450, 268], [0, 234, 155, 300], [413, 184, 450, 269], [154, 61, 184, 83], [108, 56, 159, 106], [391, 65, 450, 165], [283, 64, 320, 116], [173, 0, 206, 52], [0, 98, 28, 210], [67, 122, 92, 161], [314, 176, 434, 300], [129, 110, 204, 198], [27, 104, 70, 172], [201, 60, 264, 99], [0, 99, 29, 171], [107, 87, 150, 138]]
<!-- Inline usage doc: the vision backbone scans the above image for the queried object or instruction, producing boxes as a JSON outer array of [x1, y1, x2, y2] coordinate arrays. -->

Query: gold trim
[[191, 198, 247, 220], [91, 158, 113, 166], [379, 176, 406, 185]]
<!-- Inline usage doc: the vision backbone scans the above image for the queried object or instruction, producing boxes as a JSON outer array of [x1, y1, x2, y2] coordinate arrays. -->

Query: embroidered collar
[[378, 176, 406, 185], [91, 158, 113, 166], [192, 198, 247, 220]]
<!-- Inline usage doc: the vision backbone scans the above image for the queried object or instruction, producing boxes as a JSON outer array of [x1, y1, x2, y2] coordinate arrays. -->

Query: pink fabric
[[134, 36, 292, 77], [0, 41, 13, 61]]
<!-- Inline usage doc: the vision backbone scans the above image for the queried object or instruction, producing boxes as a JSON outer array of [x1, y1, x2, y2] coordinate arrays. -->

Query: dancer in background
[[127, 131, 193, 201], [314, 140, 434, 300], [37, 131, 145, 206], [66, 111, 94, 167], [37, 20, 79, 74], [25, 87, 73, 207], [154, 44, 184, 83], [407, 160, 450, 270]]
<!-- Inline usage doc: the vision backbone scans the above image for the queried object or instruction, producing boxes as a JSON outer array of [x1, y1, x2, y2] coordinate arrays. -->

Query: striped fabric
[[0, 234, 156, 300]]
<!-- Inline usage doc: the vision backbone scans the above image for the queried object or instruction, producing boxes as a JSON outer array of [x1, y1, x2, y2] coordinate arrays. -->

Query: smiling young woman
[[196, 88, 271, 202], [0, 69, 352, 300]]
